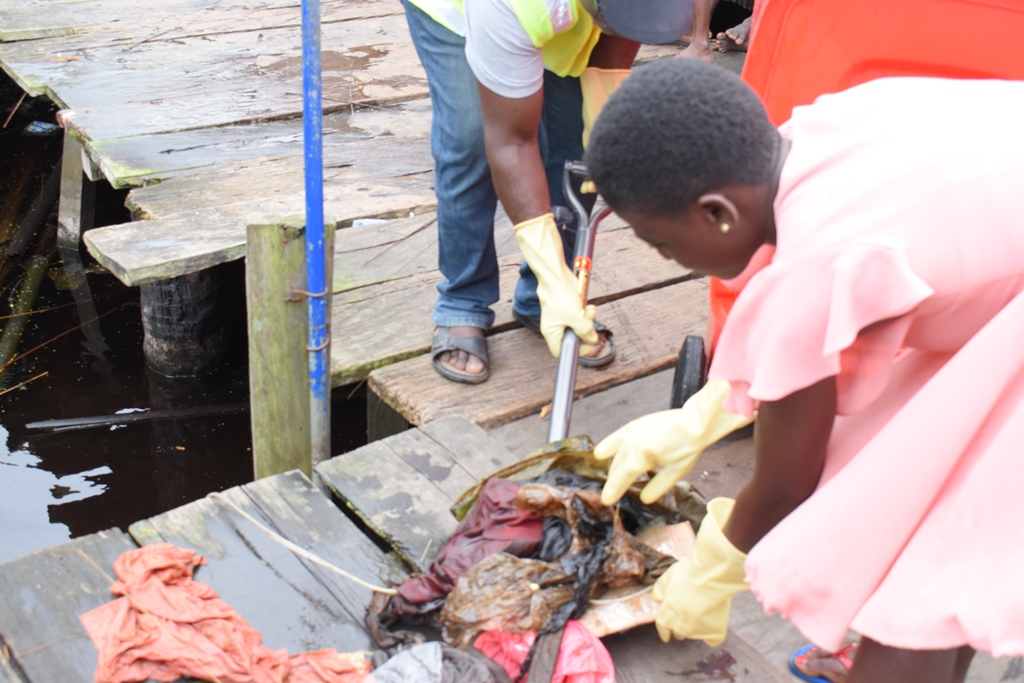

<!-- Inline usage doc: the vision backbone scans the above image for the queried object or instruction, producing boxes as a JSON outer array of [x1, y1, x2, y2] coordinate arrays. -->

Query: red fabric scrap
[[79, 543, 372, 683], [394, 478, 544, 613], [473, 621, 614, 683]]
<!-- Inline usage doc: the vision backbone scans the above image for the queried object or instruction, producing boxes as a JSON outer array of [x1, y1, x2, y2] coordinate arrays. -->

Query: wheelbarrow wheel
[[670, 335, 707, 409]]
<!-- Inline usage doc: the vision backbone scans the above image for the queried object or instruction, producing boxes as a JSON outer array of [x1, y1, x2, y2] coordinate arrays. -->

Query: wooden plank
[[604, 624, 789, 683], [316, 439, 460, 570], [331, 224, 694, 385], [488, 369, 676, 455], [83, 135, 435, 285], [369, 278, 709, 429], [417, 414, 521, 479], [125, 134, 432, 221], [83, 98, 433, 190], [128, 471, 402, 654], [0, 0, 397, 42], [0, 13, 427, 137], [0, 529, 137, 683]]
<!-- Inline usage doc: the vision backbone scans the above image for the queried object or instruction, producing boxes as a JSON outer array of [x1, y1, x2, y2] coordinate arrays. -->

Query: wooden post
[[247, 218, 311, 478], [246, 217, 320, 479]]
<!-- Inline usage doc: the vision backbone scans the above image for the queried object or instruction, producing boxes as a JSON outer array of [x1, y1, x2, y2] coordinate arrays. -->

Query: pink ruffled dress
[[708, 77, 1024, 655]]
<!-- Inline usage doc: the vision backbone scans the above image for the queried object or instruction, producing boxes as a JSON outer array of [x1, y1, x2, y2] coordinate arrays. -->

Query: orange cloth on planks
[[79, 542, 372, 683]]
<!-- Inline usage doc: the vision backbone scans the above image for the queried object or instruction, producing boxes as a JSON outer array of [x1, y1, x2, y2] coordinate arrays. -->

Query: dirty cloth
[[473, 622, 613, 683], [394, 478, 544, 615], [709, 77, 1024, 654], [441, 485, 654, 648], [79, 543, 372, 683], [370, 641, 510, 683]]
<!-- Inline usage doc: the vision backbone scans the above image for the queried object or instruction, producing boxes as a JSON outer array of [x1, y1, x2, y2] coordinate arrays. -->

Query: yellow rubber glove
[[594, 379, 752, 506], [514, 213, 599, 357], [580, 67, 630, 149], [652, 497, 747, 645]]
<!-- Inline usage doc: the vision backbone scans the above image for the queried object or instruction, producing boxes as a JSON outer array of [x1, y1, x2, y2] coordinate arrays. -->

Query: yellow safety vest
[[409, 0, 600, 78]]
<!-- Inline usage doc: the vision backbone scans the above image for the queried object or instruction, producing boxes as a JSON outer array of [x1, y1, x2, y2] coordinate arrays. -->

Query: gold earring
[[719, 223, 731, 234]]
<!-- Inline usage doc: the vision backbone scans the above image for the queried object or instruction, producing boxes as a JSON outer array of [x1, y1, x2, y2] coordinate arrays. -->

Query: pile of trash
[[367, 440, 708, 683], [77, 440, 707, 683]]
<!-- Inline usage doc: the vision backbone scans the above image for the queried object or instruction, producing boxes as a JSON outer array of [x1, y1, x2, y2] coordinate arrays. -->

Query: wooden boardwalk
[[0, 414, 789, 682]]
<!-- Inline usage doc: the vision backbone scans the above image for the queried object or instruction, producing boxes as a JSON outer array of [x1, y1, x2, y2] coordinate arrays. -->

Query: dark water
[[0, 76, 367, 564]]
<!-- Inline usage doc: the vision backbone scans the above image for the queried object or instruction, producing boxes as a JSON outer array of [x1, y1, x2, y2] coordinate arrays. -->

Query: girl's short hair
[[585, 58, 778, 218]]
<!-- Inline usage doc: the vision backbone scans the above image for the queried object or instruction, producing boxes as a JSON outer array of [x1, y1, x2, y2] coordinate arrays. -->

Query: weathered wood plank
[[0, 529, 137, 683], [604, 624, 789, 683], [332, 226, 694, 385], [1, 13, 427, 137], [316, 440, 459, 570], [84, 135, 435, 285], [126, 134, 433, 222], [417, 414, 521, 479], [369, 278, 709, 429], [128, 471, 402, 654], [85, 98, 433, 190], [488, 368, 676, 455], [376, 428, 481, 500], [0, 0, 398, 43]]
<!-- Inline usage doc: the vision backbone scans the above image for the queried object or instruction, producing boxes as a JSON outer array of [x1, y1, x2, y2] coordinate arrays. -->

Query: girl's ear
[[697, 193, 741, 234]]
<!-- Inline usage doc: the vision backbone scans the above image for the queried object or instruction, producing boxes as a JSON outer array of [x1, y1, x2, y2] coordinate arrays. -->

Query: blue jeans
[[401, 0, 592, 329]]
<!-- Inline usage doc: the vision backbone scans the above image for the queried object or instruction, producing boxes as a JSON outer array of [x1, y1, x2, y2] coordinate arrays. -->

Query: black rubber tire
[[670, 335, 708, 409]]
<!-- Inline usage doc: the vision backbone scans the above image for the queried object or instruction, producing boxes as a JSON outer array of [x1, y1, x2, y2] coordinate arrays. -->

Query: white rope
[[207, 492, 398, 595]]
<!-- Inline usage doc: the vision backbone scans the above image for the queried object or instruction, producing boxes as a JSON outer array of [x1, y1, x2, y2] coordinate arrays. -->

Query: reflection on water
[[0, 275, 256, 564]]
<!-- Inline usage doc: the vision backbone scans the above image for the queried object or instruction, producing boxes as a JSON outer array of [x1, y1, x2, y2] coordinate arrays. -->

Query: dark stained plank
[[488, 368, 676, 455], [317, 439, 460, 570], [417, 414, 521, 479], [331, 224, 695, 385], [0, 529, 137, 683], [128, 471, 404, 654], [604, 624, 789, 683], [369, 278, 709, 429], [376, 428, 481, 501]]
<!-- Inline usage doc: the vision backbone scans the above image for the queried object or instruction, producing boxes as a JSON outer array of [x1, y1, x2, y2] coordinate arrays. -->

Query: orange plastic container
[[707, 0, 1024, 349]]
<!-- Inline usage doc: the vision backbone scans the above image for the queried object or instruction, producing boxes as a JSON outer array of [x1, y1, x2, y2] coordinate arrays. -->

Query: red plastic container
[[707, 0, 1024, 349], [744, 0, 1024, 126]]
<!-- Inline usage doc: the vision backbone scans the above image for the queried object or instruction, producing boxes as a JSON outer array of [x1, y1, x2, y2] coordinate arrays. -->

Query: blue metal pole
[[302, 0, 330, 465]]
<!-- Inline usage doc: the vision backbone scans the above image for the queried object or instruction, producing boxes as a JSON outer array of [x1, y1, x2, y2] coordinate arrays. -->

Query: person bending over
[[586, 58, 1024, 683]]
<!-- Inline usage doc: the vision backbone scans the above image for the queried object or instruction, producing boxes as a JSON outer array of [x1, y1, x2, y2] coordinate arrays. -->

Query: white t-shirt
[[464, 0, 578, 98]]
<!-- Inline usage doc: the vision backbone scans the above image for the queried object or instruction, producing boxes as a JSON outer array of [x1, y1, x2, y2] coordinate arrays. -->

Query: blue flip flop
[[788, 644, 831, 683]]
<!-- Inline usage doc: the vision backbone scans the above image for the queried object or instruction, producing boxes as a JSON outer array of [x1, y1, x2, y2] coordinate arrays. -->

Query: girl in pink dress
[[585, 57, 1024, 683]]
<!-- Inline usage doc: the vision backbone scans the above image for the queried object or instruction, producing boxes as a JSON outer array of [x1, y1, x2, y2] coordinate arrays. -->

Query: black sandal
[[431, 327, 490, 384], [511, 309, 616, 368]]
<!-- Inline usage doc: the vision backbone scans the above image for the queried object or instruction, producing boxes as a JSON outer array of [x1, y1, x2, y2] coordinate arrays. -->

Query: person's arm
[[651, 375, 836, 644], [476, 84, 549, 225], [725, 375, 837, 552]]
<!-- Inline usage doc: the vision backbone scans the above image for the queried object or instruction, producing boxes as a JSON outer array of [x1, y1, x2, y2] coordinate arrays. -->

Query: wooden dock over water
[[0, 0, 743, 433], [0, 415, 790, 683], [0, 1, 791, 679]]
